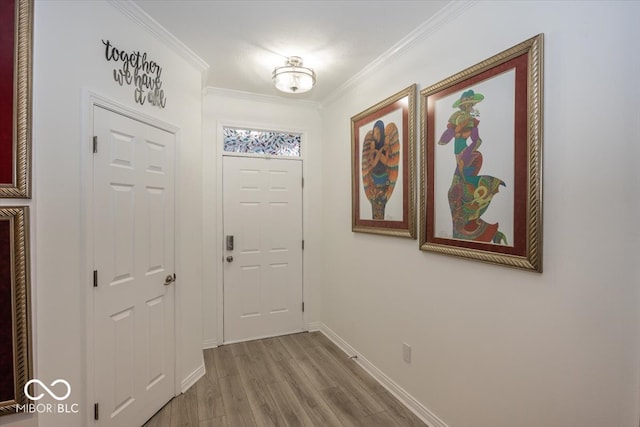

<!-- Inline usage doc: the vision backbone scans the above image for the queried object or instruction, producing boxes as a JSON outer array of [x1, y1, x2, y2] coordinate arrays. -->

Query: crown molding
[[108, 0, 210, 83], [205, 87, 322, 110], [321, 0, 477, 107]]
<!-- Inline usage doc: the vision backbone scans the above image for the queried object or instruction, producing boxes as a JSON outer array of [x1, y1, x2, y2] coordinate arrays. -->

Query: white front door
[[93, 106, 175, 427], [223, 156, 303, 343]]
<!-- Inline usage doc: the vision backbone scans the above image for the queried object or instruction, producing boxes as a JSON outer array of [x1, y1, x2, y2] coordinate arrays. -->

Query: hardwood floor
[[144, 332, 426, 427]]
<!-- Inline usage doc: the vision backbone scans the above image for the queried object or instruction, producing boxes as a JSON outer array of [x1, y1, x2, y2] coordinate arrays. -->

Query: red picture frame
[[351, 84, 416, 238], [0, 0, 31, 198], [0, 207, 30, 415], [420, 35, 543, 271]]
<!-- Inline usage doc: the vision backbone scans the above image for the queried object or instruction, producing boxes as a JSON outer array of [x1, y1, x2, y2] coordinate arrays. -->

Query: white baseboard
[[317, 323, 449, 427], [180, 362, 205, 393], [203, 338, 218, 349], [307, 321, 322, 332]]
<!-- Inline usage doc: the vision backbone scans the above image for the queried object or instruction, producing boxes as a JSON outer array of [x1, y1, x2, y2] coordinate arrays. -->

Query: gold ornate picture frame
[[351, 84, 416, 238], [0, 207, 31, 415], [420, 35, 543, 271], [0, 0, 32, 198]]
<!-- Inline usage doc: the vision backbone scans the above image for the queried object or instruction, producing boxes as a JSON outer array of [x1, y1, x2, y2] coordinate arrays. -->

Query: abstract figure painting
[[420, 35, 543, 271], [438, 89, 508, 245], [361, 120, 400, 220], [352, 85, 416, 238]]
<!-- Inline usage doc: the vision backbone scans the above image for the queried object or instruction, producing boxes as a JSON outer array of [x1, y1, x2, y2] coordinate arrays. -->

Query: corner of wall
[[317, 323, 449, 427]]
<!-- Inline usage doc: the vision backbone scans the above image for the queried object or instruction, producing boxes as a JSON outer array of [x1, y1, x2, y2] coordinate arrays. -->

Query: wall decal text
[[102, 40, 167, 108]]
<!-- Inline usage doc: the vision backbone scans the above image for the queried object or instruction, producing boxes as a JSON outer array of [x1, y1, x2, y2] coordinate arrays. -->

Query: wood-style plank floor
[[144, 331, 426, 427]]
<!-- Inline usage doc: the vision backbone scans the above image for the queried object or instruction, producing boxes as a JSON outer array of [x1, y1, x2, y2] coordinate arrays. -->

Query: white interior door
[[93, 106, 175, 427], [223, 156, 303, 343]]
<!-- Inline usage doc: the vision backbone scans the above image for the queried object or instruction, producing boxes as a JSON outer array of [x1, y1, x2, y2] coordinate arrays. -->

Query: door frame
[[82, 91, 180, 426], [213, 120, 308, 345]]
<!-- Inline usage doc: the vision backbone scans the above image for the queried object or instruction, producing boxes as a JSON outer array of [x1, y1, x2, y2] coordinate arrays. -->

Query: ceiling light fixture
[[272, 56, 316, 94]]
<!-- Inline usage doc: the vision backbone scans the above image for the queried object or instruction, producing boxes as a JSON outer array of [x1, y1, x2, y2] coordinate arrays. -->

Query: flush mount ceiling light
[[272, 56, 316, 94]]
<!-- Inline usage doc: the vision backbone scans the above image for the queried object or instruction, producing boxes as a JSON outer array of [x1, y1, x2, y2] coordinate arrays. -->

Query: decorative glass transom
[[223, 127, 301, 157]]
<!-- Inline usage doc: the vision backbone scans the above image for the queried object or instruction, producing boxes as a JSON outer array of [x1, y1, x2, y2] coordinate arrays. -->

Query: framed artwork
[[0, 207, 31, 415], [0, 0, 32, 198], [419, 34, 543, 271], [351, 84, 416, 238]]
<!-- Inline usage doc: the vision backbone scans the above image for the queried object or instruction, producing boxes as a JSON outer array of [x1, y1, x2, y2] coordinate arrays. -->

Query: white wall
[[202, 89, 323, 346], [0, 2, 205, 426], [320, 1, 640, 426], [3, 1, 638, 427]]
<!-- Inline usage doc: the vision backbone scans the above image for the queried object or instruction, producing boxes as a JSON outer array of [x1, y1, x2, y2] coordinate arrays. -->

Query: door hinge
[[93, 136, 98, 154], [93, 270, 98, 287], [302, 302, 305, 312], [94, 402, 99, 420], [301, 177, 304, 188], [302, 240, 305, 250]]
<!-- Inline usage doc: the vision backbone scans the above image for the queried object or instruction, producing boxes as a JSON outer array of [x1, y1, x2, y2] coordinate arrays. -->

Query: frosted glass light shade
[[272, 56, 316, 94]]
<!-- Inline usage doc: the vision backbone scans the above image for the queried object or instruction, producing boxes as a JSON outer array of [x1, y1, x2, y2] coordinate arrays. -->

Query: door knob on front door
[[164, 274, 175, 286], [226, 256, 234, 263]]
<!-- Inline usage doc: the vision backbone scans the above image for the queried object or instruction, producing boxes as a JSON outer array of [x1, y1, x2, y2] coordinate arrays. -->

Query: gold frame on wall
[[0, 207, 31, 415], [351, 84, 417, 238], [419, 34, 543, 271], [0, 0, 32, 198]]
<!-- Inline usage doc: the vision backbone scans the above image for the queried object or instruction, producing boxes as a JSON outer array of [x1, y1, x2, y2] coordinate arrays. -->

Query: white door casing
[[223, 155, 303, 343], [92, 106, 175, 426]]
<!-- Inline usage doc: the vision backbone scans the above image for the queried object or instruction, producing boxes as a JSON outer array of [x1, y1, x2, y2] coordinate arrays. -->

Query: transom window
[[223, 127, 301, 157]]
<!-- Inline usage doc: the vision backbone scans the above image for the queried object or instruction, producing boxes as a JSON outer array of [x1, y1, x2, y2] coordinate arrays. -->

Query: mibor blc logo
[[17, 379, 79, 414]]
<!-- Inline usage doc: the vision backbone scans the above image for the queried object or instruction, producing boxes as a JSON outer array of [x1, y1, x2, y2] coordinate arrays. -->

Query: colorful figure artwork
[[361, 120, 400, 219], [438, 90, 507, 244]]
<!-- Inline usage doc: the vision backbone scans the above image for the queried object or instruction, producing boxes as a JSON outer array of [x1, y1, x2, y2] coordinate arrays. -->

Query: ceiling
[[132, 0, 450, 102]]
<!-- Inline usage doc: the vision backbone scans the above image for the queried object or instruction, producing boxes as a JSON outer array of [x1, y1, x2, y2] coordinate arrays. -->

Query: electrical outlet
[[402, 343, 411, 364]]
